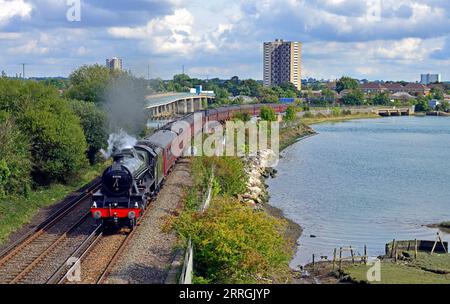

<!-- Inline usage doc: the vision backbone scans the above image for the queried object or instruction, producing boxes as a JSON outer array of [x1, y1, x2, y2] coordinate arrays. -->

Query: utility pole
[[182, 65, 185, 75]]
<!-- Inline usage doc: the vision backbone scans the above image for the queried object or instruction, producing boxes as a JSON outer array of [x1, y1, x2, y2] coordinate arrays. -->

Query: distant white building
[[420, 74, 441, 85], [106, 57, 123, 71]]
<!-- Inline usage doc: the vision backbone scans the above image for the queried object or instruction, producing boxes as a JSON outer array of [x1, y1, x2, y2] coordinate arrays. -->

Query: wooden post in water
[[339, 247, 342, 271], [332, 248, 337, 271], [391, 239, 396, 258], [350, 246, 355, 264], [364, 245, 367, 264], [312, 254, 315, 272], [415, 239, 418, 259]]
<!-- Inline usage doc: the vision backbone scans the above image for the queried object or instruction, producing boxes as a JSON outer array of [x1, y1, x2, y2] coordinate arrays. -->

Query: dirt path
[[103, 158, 191, 284]]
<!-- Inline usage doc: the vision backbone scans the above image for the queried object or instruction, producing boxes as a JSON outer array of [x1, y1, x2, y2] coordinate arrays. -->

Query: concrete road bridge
[[374, 106, 415, 116], [145, 92, 215, 118]]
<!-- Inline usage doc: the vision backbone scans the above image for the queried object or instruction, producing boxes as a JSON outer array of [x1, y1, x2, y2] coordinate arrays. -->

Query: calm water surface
[[266, 116, 450, 267]]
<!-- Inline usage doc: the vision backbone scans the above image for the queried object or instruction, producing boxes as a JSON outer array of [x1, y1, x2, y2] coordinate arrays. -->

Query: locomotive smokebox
[[102, 165, 133, 197]]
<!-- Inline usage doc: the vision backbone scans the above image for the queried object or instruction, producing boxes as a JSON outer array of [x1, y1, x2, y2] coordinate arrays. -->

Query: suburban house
[[384, 83, 404, 94], [402, 83, 430, 96], [360, 83, 386, 94], [390, 92, 416, 102]]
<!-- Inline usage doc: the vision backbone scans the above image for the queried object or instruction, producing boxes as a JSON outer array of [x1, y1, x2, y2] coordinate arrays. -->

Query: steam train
[[90, 103, 289, 227]]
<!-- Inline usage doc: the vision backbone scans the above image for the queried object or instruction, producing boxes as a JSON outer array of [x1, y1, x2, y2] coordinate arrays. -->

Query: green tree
[[260, 105, 277, 121], [0, 111, 31, 196], [259, 87, 278, 103], [0, 78, 59, 113], [415, 96, 430, 112], [21, 98, 88, 184], [431, 87, 444, 100], [372, 92, 390, 105], [65, 64, 114, 103], [69, 100, 107, 164], [214, 86, 230, 104], [336, 76, 359, 93], [43, 78, 69, 90], [341, 89, 365, 106], [321, 88, 336, 103], [284, 105, 296, 121], [436, 101, 450, 112]]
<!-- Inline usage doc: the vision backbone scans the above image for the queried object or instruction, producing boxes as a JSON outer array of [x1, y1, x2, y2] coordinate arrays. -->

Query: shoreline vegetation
[[427, 222, 450, 234]]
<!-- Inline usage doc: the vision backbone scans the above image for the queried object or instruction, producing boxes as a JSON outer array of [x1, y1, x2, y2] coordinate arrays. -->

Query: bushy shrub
[[21, 98, 88, 184], [65, 64, 112, 103], [69, 99, 107, 164], [0, 79, 89, 185], [284, 105, 296, 121], [0, 111, 31, 196], [175, 197, 293, 283], [331, 107, 341, 117], [233, 112, 251, 122], [192, 157, 247, 198], [212, 157, 247, 197], [342, 109, 352, 115], [260, 106, 276, 121], [0, 78, 58, 114]]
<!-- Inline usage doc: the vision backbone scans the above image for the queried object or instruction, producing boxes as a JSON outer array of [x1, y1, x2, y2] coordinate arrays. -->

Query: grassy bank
[[0, 162, 108, 245], [301, 112, 380, 126], [342, 252, 450, 284], [427, 221, 450, 234]]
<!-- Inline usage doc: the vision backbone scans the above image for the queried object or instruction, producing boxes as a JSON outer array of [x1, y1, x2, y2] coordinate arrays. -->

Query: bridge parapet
[[374, 106, 414, 116]]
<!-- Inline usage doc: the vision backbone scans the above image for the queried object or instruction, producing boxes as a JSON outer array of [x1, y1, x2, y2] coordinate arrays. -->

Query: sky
[[0, 0, 449, 81]]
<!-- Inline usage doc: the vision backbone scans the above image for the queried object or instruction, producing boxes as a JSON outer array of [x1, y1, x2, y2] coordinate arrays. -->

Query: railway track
[[0, 179, 101, 284], [55, 202, 152, 284]]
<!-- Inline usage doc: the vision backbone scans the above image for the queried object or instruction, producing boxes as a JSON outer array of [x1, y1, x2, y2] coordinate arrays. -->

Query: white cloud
[[373, 38, 440, 60], [108, 8, 236, 56], [0, 0, 32, 24], [7, 39, 49, 54]]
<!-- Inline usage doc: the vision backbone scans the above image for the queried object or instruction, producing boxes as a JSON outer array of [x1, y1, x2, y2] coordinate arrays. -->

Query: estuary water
[[266, 116, 450, 267]]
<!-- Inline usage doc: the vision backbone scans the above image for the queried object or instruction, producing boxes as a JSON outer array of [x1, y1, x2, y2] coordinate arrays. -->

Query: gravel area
[[103, 158, 192, 284]]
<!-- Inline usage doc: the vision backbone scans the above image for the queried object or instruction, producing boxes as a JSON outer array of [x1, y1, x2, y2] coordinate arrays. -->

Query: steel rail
[[8, 211, 92, 284], [0, 179, 101, 263]]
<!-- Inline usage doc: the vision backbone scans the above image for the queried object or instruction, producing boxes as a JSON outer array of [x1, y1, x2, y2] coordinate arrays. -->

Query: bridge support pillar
[[189, 98, 195, 112], [177, 100, 187, 114], [194, 98, 202, 111]]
